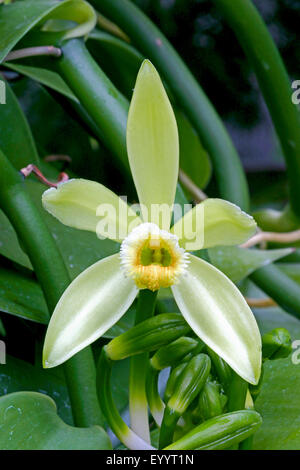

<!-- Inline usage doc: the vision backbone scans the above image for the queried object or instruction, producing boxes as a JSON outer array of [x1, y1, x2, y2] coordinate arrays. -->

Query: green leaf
[[0, 354, 72, 424], [0, 0, 96, 63], [242, 281, 300, 449], [0, 81, 39, 168], [0, 210, 32, 269], [253, 357, 300, 449], [5, 62, 78, 101], [0, 391, 111, 449], [208, 246, 294, 283], [175, 110, 211, 191], [0, 266, 49, 324]]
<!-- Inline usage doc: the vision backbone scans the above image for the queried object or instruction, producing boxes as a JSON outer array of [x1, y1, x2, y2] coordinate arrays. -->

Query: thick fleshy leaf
[[171, 198, 256, 251], [5, 63, 78, 102], [127, 60, 179, 229], [208, 246, 294, 283], [0, 355, 72, 424], [0, 0, 96, 63], [0, 392, 111, 450], [0, 209, 32, 269], [43, 254, 138, 368], [251, 300, 300, 449], [0, 81, 39, 169], [0, 267, 49, 324], [42, 179, 142, 242], [171, 255, 261, 384]]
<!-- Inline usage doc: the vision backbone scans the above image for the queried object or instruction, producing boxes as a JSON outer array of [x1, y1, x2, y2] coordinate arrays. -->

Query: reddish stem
[[20, 164, 69, 188]]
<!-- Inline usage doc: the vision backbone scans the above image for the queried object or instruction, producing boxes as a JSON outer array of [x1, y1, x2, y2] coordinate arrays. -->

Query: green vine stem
[[227, 371, 248, 412], [97, 348, 154, 450], [90, 0, 250, 211], [0, 149, 103, 428], [56, 38, 130, 176], [212, 0, 300, 217], [129, 289, 158, 443], [250, 263, 300, 318]]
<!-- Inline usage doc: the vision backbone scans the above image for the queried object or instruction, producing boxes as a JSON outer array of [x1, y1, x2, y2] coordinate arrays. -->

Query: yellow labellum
[[120, 223, 189, 291]]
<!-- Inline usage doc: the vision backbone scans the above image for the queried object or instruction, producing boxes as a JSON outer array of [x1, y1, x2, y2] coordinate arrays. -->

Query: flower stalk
[[129, 289, 157, 443], [97, 348, 154, 450]]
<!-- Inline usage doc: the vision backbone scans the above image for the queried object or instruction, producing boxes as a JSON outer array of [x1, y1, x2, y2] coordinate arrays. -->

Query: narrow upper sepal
[[127, 60, 179, 230]]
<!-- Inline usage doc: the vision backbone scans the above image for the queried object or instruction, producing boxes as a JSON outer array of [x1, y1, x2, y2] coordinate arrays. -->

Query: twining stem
[[245, 297, 277, 308], [178, 169, 207, 203], [4, 46, 61, 62], [241, 229, 300, 248], [129, 289, 158, 443], [96, 348, 154, 450], [159, 406, 180, 449], [250, 263, 300, 318], [90, 0, 250, 211], [0, 150, 103, 428], [20, 163, 69, 187], [56, 38, 130, 175], [212, 0, 300, 217]]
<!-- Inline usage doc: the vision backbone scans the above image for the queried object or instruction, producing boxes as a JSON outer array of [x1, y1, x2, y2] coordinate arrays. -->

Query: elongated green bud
[[164, 410, 262, 450], [150, 337, 199, 371], [179, 342, 206, 364], [106, 313, 190, 360], [164, 363, 187, 402], [262, 328, 292, 360], [159, 354, 211, 448], [197, 381, 225, 421], [206, 347, 232, 392], [168, 354, 211, 414]]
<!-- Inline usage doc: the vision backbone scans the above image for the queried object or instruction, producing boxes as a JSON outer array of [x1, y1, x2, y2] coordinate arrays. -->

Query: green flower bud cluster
[[103, 315, 292, 450]]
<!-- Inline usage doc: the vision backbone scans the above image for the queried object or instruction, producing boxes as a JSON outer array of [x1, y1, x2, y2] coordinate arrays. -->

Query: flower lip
[[120, 223, 189, 291]]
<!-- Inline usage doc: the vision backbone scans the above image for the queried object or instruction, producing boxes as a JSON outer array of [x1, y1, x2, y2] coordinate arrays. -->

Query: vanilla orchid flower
[[42, 60, 261, 384]]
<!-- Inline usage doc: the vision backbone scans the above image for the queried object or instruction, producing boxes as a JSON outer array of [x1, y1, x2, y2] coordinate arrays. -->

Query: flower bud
[[168, 354, 211, 415], [262, 327, 292, 360], [165, 410, 262, 450], [197, 381, 226, 421], [150, 337, 199, 370], [164, 363, 187, 402], [106, 313, 190, 360]]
